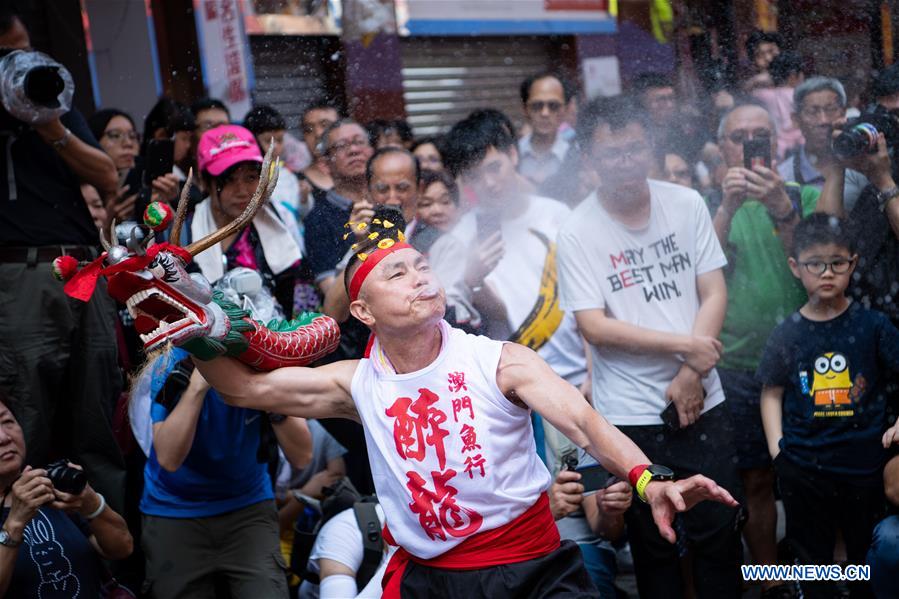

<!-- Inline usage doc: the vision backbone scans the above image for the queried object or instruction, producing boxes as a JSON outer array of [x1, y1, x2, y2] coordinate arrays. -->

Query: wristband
[[50, 127, 71, 152], [628, 464, 649, 488], [635, 469, 654, 503], [85, 493, 106, 520], [267, 412, 287, 424], [877, 186, 899, 212], [628, 464, 674, 503]]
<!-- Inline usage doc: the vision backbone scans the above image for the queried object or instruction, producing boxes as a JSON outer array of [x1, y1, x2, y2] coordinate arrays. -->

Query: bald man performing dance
[[191, 222, 739, 598]]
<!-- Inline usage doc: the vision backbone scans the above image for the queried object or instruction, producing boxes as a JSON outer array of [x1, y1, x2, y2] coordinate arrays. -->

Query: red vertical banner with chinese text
[[193, 0, 255, 119]]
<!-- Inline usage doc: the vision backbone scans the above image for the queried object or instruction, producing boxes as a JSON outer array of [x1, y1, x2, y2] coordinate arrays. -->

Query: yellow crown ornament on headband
[[344, 219, 406, 262]]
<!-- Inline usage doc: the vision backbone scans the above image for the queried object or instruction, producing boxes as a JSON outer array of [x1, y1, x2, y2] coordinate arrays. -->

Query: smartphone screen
[[743, 137, 771, 170], [476, 212, 500, 241], [660, 401, 681, 431], [144, 138, 175, 184], [576, 465, 612, 493]]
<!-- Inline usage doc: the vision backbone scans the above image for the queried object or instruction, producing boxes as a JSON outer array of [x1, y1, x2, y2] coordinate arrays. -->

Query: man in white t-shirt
[[557, 97, 744, 598], [431, 110, 587, 393]]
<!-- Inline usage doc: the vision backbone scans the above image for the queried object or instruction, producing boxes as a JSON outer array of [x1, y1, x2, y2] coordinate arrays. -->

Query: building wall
[[83, 0, 161, 122]]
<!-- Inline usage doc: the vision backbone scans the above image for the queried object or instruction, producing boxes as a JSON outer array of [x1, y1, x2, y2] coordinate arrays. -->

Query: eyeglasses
[[595, 144, 652, 163], [799, 257, 855, 275], [328, 137, 370, 155], [800, 104, 843, 119], [372, 181, 414, 195], [527, 100, 564, 114], [103, 129, 140, 145], [725, 129, 771, 145]]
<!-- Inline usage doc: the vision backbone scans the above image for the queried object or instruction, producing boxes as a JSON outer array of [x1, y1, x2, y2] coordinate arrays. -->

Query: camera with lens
[[832, 106, 899, 160], [45, 459, 88, 495], [0, 48, 73, 133]]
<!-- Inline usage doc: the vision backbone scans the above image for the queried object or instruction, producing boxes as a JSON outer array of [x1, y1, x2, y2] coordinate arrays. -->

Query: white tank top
[[351, 320, 552, 559]]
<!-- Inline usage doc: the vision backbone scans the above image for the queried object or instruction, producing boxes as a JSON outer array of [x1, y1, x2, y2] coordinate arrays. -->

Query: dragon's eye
[[149, 254, 179, 283]]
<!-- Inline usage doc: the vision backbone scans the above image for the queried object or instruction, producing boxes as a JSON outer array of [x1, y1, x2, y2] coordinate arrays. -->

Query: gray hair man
[[711, 101, 822, 599], [778, 77, 868, 213]]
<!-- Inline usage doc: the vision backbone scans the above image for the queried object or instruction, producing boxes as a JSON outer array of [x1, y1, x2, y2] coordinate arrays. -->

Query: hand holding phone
[[144, 138, 175, 184], [576, 464, 613, 493], [743, 137, 771, 171]]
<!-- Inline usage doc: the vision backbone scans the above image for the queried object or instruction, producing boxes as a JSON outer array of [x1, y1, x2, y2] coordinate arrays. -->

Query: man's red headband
[[348, 242, 413, 301]]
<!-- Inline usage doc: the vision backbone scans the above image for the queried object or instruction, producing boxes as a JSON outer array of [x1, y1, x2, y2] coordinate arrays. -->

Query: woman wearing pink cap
[[179, 124, 306, 314], [140, 127, 314, 597]]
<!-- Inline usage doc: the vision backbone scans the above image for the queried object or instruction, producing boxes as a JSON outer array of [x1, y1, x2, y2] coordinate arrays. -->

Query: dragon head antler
[[55, 142, 338, 369]]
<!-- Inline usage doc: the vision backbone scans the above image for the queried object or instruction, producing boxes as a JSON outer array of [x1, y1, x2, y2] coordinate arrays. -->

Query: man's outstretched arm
[[192, 357, 360, 421], [496, 343, 738, 543]]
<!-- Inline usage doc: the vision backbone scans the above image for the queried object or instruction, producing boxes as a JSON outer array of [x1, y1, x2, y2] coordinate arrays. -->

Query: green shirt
[[717, 185, 819, 371]]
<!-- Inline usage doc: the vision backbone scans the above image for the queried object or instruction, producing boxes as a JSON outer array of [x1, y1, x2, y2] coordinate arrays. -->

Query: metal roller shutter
[[401, 36, 555, 136], [249, 35, 340, 133]]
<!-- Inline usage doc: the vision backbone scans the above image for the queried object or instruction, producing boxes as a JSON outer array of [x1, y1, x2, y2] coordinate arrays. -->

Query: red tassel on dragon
[[55, 144, 340, 370]]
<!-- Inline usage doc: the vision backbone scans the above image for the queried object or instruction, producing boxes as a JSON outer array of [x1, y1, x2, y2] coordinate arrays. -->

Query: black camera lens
[[45, 459, 87, 495], [833, 122, 880, 160], [22, 65, 64, 108]]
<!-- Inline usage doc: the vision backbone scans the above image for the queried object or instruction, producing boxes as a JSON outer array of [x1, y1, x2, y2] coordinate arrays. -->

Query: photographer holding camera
[[0, 390, 132, 598], [0, 10, 126, 516], [816, 65, 899, 328]]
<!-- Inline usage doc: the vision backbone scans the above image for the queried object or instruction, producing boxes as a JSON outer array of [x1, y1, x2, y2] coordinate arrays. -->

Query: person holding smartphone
[[550, 452, 631, 598], [709, 102, 820, 599], [88, 108, 180, 226]]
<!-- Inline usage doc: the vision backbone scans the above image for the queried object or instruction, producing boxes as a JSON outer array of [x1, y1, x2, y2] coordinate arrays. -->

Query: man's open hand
[[644, 474, 739, 543]]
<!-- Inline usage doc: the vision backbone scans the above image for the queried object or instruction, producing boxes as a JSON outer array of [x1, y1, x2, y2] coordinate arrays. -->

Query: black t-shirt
[[302, 188, 353, 282], [0, 507, 104, 598], [846, 185, 899, 325], [757, 303, 899, 479], [0, 110, 101, 246]]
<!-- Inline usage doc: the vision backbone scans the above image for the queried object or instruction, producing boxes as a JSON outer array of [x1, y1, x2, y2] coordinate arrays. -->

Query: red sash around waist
[[381, 492, 560, 598]]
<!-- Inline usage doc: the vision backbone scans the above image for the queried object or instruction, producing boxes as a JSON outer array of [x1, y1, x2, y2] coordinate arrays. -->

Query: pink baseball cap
[[197, 124, 263, 176]]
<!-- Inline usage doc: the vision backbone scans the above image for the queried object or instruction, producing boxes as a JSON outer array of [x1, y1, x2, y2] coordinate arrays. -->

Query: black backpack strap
[[352, 499, 382, 589], [784, 182, 804, 216]]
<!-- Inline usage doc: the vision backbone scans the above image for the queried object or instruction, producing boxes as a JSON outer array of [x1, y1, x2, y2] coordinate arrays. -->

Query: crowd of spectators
[[4, 4, 899, 597]]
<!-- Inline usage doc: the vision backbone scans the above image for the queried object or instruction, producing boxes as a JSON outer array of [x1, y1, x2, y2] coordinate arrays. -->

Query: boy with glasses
[[710, 103, 821, 599], [759, 213, 899, 599]]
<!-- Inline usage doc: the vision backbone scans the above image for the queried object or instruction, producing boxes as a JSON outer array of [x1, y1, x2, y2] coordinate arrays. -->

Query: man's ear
[[349, 298, 375, 328], [788, 256, 801, 280]]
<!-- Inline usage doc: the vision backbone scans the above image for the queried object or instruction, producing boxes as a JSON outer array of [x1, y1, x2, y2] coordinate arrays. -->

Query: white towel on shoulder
[[190, 197, 302, 283]]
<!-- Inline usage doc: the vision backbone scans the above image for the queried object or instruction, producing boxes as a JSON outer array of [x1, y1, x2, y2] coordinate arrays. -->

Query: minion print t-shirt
[[757, 302, 899, 479]]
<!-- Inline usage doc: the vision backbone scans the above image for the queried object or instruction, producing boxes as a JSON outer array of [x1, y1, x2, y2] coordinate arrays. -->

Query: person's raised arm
[[497, 342, 738, 543], [816, 162, 847, 219], [191, 356, 359, 421], [152, 368, 209, 472], [0, 468, 55, 597], [848, 134, 899, 240], [713, 167, 748, 248], [322, 269, 351, 323], [574, 309, 722, 376], [50, 472, 133, 561], [34, 117, 118, 196]]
